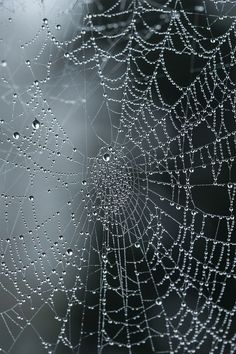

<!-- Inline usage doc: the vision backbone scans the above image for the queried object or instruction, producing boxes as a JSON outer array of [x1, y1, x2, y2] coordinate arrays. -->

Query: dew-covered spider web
[[0, 0, 236, 353]]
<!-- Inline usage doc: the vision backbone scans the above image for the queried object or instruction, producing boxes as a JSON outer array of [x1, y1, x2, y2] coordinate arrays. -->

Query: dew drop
[[156, 299, 162, 306], [103, 153, 110, 162], [13, 132, 20, 139], [32, 119, 40, 129], [66, 248, 73, 256]]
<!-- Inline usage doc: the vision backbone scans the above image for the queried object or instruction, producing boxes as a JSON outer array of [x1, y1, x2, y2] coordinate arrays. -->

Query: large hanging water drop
[[32, 119, 40, 129], [13, 132, 20, 139], [66, 248, 73, 256], [103, 153, 110, 162]]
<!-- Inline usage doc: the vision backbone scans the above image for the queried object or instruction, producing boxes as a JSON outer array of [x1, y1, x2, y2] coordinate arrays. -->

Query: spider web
[[0, 0, 236, 353]]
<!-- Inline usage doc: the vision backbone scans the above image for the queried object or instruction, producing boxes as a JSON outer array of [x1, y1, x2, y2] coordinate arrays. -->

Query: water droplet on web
[[66, 249, 73, 256], [82, 180, 87, 185], [156, 300, 162, 306], [13, 132, 20, 139], [103, 153, 110, 162], [56, 24, 61, 30], [194, 5, 204, 12], [1, 60, 7, 67], [32, 119, 40, 129]]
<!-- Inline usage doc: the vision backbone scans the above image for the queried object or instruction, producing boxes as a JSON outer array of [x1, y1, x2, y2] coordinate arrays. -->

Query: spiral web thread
[[0, 0, 236, 353]]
